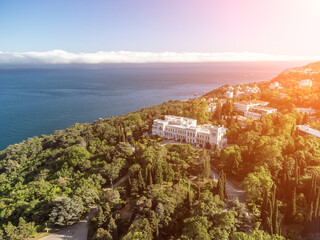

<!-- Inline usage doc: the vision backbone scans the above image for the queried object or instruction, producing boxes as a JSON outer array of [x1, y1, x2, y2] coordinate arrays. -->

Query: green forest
[[1, 62, 320, 239]]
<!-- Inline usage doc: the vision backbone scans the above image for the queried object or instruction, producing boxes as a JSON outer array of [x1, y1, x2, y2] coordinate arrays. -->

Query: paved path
[[114, 173, 129, 188], [210, 169, 246, 203], [40, 208, 97, 240], [160, 139, 247, 203]]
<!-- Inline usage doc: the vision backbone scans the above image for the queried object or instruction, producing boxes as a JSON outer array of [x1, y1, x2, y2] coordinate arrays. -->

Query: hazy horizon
[[0, 50, 318, 65]]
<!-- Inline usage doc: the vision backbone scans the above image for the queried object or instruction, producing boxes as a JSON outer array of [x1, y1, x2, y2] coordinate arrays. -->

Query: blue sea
[[0, 62, 306, 150]]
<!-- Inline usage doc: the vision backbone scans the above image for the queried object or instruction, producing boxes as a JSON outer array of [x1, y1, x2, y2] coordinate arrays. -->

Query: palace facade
[[152, 115, 227, 149]]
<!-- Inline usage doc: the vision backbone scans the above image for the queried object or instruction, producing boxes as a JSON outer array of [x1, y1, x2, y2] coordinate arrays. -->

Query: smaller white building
[[234, 89, 245, 98], [207, 103, 217, 113], [243, 85, 260, 95], [270, 82, 283, 89], [227, 86, 234, 92], [244, 106, 277, 119], [223, 91, 234, 98], [296, 107, 316, 115], [279, 93, 288, 99], [299, 79, 312, 88], [234, 100, 269, 112], [297, 125, 320, 139]]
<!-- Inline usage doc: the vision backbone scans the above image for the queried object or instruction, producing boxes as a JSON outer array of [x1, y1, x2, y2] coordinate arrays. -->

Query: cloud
[[0, 50, 319, 64]]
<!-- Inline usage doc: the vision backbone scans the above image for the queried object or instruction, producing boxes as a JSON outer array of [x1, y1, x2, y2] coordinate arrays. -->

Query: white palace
[[152, 115, 227, 149]]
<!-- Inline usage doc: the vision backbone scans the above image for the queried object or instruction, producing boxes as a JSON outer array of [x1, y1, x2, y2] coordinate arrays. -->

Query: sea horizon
[[0, 61, 307, 150]]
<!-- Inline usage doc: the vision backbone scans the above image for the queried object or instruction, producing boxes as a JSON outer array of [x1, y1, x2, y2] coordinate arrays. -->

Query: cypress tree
[[128, 176, 132, 187], [117, 125, 121, 143], [261, 189, 269, 226], [197, 185, 201, 200], [271, 185, 276, 209], [311, 176, 316, 200], [184, 191, 193, 216], [145, 164, 153, 185], [263, 184, 281, 235], [97, 206, 106, 228], [273, 200, 280, 235], [149, 168, 153, 185], [150, 211, 159, 238], [309, 203, 314, 222], [122, 131, 125, 142], [266, 198, 273, 234], [123, 125, 127, 141], [271, 185, 281, 235], [296, 166, 300, 186], [122, 126, 126, 142], [217, 170, 226, 201], [316, 188, 320, 218], [202, 151, 210, 178], [214, 100, 222, 121], [108, 216, 118, 239], [293, 186, 297, 218], [188, 191, 193, 210], [154, 162, 163, 185], [145, 166, 148, 184], [138, 169, 146, 192], [223, 171, 228, 199], [291, 124, 296, 137], [218, 179, 224, 201]]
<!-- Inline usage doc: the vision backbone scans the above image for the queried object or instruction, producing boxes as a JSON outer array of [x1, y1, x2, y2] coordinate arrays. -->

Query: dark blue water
[[0, 62, 305, 150]]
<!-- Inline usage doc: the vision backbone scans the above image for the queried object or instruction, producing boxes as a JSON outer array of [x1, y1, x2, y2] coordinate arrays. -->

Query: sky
[[1, 0, 320, 63]]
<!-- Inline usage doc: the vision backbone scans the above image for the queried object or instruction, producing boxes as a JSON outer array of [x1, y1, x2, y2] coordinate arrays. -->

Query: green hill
[[1, 62, 320, 239]]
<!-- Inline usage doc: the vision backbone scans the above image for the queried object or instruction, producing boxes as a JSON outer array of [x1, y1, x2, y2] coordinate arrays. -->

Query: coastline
[[0, 61, 304, 150]]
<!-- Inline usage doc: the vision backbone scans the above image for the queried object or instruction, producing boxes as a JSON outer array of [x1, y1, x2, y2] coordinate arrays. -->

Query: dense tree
[[122, 218, 153, 240], [49, 197, 81, 226], [243, 166, 273, 205], [181, 216, 212, 240], [190, 99, 212, 124], [218, 145, 242, 175], [96, 228, 112, 240], [227, 199, 252, 232]]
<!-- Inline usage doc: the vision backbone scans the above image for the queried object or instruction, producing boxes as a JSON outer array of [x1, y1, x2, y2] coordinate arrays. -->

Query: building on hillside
[[223, 91, 234, 98], [152, 115, 227, 149], [234, 89, 245, 98], [296, 107, 317, 115], [207, 103, 217, 113], [244, 106, 277, 119], [244, 85, 260, 95], [297, 125, 320, 139], [235, 85, 242, 91], [279, 93, 288, 99], [270, 82, 283, 89], [299, 79, 312, 88], [227, 86, 234, 92], [219, 99, 227, 105], [235, 115, 249, 128], [234, 100, 269, 112], [304, 68, 318, 74]]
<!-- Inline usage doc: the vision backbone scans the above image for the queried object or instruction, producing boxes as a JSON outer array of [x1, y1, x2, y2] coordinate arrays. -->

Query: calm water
[[0, 62, 305, 150]]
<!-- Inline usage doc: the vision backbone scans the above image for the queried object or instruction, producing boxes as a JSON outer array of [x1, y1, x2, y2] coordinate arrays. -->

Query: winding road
[[210, 169, 246, 203], [40, 162, 245, 239]]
